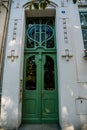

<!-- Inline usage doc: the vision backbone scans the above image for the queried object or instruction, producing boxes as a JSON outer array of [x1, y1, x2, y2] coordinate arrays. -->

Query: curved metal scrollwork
[[26, 18, 55, 49]]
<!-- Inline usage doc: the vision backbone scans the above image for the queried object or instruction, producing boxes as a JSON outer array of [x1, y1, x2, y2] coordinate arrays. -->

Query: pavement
[[18, 124, 61, 130], [0, 124, 61, 130]]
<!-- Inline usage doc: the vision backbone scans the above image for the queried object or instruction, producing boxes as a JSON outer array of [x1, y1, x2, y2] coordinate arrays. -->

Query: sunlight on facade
[[1, 96, 13, 125], [74, 25, 81, 29], [63, 125, 74, 130], [62, 106, 68, 119], [9, 40, 16, 46], [82, 83, 87, 89], [67, 85, 74, 97], [2, 95, 13, 108]]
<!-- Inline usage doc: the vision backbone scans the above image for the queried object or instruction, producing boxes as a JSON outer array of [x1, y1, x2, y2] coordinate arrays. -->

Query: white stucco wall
[[0, 0, 25, 129], [1, 0, 87, 129], [57, 1, 87, 130], [0, 1, 9, 85]]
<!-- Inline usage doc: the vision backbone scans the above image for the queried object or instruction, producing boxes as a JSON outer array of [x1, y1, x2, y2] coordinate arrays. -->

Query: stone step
[[18, 124, 61, 130]]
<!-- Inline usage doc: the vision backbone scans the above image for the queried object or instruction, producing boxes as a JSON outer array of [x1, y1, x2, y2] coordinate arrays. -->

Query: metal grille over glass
[[80, 12, 87, 49], [26, 18, 55, 49]]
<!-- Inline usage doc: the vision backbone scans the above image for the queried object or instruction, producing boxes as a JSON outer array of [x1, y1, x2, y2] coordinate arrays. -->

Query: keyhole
[[81, 100, 83, 104]]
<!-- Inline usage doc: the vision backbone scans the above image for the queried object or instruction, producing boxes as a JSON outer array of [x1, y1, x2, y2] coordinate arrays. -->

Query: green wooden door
[[22, 18, 58, 123]]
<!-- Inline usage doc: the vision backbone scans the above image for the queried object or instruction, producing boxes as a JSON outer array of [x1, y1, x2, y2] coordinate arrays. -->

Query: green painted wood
[[22, 18, 58, 123], [22, 54, 41, 123], [41, 54, 58, 123]]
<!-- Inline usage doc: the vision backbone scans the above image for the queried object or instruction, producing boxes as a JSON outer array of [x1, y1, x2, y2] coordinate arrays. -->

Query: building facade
[[0, 0, 87, 129], [0, 0, 10, 90], [0, 0, 11, 114]]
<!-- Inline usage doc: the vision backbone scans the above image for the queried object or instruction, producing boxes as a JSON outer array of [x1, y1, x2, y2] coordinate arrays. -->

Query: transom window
[[79, 12, 87, 49], [25, 18, 55, 49]]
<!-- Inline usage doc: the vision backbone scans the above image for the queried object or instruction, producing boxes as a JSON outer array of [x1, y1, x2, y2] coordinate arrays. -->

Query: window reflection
[[80, 13, 87, 26], [82, 29, 87, 49], [82, 29, 87, 40], [26, 56, 36, 90], [44, 56, 55, 90], [80, 13, 87, 49], [27, 39, 34, 48], [46, 38, 54, 48]]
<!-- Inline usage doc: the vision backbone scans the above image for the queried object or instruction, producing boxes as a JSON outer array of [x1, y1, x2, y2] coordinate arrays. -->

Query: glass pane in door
[[44, 56, 55, 90], [26, 56, 36, 90]]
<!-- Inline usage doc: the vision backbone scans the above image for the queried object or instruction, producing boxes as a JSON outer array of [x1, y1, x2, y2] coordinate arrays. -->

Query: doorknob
[[41, 90, 44, 97]]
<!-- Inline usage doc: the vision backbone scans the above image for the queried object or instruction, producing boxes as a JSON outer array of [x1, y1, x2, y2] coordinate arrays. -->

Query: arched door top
[[23, 0, 58, 9]]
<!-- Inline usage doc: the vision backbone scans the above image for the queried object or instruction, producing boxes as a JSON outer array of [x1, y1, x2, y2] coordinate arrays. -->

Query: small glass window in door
[[82, 29, 87, 49], [80, 13, 87, 26], [26, 56, 36, 90], [26, 19, 35, 48], [44, 56, 55, 90]]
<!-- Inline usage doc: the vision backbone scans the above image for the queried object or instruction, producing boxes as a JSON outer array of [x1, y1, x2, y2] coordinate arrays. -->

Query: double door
[[22, 52, 58, 123]]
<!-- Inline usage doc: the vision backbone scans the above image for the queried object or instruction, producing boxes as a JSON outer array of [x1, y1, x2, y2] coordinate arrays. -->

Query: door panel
[[42, 54, 58, 123], [23, 55, 41, 123], [22, 53, 58, 123]]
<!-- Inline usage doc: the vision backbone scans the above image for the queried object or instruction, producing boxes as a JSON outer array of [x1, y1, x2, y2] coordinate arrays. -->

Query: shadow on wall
[[81, 124, 87, 130]]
